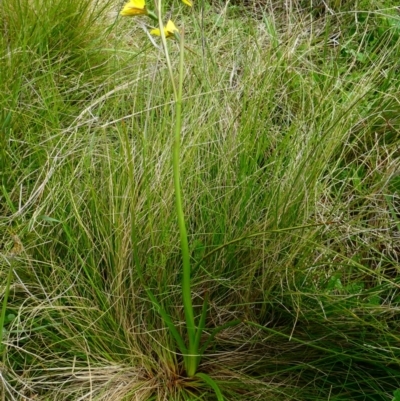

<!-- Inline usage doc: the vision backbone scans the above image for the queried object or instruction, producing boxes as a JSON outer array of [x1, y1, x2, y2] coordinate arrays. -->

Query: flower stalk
[[120, 0, 208, 378]]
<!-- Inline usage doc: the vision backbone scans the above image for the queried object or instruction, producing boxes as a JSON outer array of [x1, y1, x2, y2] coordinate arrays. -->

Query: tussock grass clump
[[1, 1, 400, 400]]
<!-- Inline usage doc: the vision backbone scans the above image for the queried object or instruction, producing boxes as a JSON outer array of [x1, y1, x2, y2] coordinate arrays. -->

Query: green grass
[[1, 0, 400, 400]]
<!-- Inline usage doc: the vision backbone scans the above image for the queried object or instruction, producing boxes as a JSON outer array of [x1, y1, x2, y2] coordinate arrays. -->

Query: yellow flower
[[150, 20, 179, 39], [120, 0, 147, 16], [181, 0, 192, 6]]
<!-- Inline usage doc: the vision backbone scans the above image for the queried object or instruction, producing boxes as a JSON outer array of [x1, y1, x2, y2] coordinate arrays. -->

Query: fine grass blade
[[199, 319, 242, 355]]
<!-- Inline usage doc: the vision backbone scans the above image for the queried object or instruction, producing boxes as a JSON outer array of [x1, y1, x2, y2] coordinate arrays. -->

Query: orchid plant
[[120, 0, 207, 379], [120, 2, 240, 398]]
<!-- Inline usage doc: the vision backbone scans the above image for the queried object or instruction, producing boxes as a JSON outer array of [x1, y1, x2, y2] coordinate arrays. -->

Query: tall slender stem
[[154, 2, 197, 374], [173, 31, 197, 375], [0, 257, 14, 362]]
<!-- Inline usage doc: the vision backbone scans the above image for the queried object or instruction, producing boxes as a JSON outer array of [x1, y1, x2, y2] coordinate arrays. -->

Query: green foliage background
[[1, 0, 400, 400]]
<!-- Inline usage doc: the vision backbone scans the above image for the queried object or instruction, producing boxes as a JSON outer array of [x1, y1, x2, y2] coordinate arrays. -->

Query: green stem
[[173, 30, 198, 376], [154, 4, 198, 374], [156, 0, 177, 99], [122, 110, 188, 361], [0, 257, 13, 360]]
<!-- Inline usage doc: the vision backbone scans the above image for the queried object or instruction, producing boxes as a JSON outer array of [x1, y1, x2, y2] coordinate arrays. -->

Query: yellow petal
[[182, 0, 192, 6], [150, 20, 179, 38], [120, 0, 147, 16], [165, 20, 179, 36], [150, 28, 161, 36], [130, 0, 146, 8]]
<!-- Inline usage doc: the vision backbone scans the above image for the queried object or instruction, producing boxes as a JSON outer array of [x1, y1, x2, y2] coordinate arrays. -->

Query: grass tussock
[[1, 0, 400, 400]]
